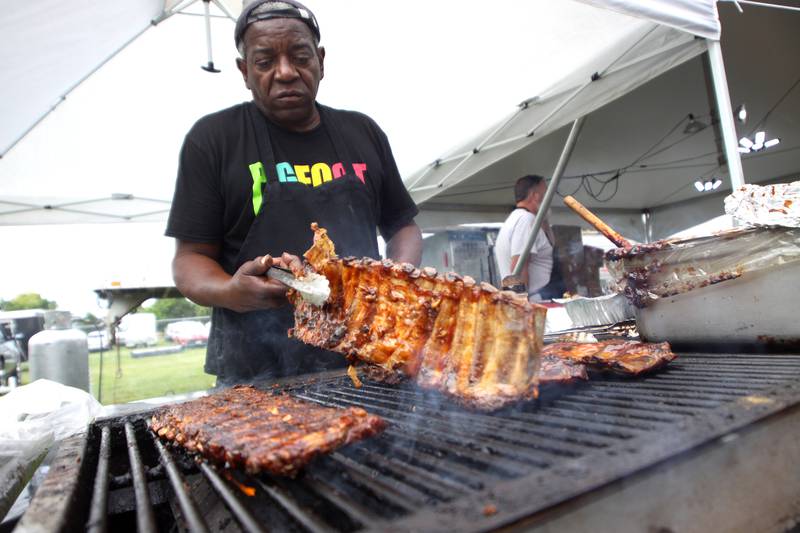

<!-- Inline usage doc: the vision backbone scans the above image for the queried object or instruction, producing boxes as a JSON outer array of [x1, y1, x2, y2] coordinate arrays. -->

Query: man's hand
[[172, 241, 304, 313], [225, 253, 303, 312]]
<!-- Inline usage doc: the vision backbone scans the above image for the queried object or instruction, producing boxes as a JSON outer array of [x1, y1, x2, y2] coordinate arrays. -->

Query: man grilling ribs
[[166, 0, 423, 386]]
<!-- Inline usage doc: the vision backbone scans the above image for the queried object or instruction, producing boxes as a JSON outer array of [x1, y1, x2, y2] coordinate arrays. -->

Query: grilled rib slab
[[542, 340, 676, 375], [539, 355, 589, 384], [290, 224, 547, 411], [150, 386, 386, 476]]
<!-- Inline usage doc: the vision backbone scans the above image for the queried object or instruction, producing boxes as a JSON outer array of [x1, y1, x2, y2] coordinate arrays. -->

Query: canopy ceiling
[[411, 1, 800, 239], [0, 1, 242, 158], [0, 0, 797, 235]]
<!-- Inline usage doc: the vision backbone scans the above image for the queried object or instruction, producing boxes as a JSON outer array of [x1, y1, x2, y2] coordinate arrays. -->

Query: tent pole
[[511, 116, 585, 280], [706, 40, 745, 188], [201, 0, 221, 73]]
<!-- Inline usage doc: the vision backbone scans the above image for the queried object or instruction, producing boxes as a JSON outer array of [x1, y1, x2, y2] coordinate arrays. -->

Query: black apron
[[208, 103, 379, 385]]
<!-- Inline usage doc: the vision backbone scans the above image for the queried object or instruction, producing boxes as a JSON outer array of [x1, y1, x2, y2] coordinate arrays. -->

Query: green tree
[[0, 293, 57, 311], [144, 298, 210, 320], [76, 312, 102, 326]]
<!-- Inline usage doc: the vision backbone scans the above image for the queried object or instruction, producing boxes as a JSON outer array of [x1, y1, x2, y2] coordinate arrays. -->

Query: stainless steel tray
[[635, 260, 800, 348]]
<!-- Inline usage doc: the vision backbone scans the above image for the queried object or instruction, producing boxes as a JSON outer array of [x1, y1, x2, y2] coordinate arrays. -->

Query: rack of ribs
[[290, 224, 548, 411], [150, 386, 386, 476], [542, 339, 676, 375], [538, 355, 589, 384]]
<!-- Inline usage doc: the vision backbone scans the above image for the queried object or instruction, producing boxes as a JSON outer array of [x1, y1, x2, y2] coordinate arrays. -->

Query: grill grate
[[13, 352, 800, 533]]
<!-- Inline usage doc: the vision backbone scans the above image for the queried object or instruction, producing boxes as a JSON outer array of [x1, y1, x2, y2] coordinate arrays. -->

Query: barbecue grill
[[9, 351, 800, 532]]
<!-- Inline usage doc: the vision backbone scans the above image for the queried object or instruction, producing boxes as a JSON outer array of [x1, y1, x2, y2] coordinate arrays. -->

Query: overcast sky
[[0, 1, 623, 316]]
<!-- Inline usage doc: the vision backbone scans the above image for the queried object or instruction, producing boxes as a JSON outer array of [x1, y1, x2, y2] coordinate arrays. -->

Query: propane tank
[[28, 311, 90, 392]]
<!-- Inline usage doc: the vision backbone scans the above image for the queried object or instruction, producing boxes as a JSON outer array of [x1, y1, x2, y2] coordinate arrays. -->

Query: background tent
[[407, 1, 800, 241], [0, 1, 638, 313], [0, 1, 797, 314], [0, 0, 242, 223], [0, 1, 637, 226], [0, 0, 241, 157]]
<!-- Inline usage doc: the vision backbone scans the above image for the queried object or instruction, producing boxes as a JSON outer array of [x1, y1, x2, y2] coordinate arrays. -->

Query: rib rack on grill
[[150, 386, 386, 476], [538, 355, 589, 384], [290, 224, 548, 411], [542, 339, 676, 375]]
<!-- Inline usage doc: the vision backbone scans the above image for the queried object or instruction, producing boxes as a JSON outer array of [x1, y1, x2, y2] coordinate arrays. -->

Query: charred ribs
[[542, 339, 676, 375], [290, 224, 548, 411], [150, 386, 386, 476], [538, 355, 589, 384]]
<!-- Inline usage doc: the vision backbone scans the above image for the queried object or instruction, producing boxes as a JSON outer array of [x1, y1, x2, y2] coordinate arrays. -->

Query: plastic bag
[[0, 379, 102, 442], [605, 226, 800, 308]]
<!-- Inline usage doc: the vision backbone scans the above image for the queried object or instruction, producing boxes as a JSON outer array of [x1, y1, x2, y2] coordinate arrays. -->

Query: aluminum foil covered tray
[[605, 226, 800, 348], [554, 293, 633, 328]]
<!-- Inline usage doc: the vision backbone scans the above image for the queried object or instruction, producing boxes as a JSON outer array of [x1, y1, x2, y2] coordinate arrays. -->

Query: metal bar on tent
[[211, 0, 238, 21], [482, 26, 659, 156], [201, 0, 221, 73], [721, 0, 800, 13], [5, 207, 131, 220], [128, 209, 173, 219], [409, 106, 527, 193], [511, 117, 585, 279], [204, 0, 214, 64], [151, 0, 197, 25], [1, 25, 153, 158], [705, 40, 745, 188], [175, 12, 229, 19], [600, 39, 703, 81], [430, 35, 702, 170], [407, 107, 523, 191], [405, 163, 437, 190], [430, 149, 476, 168], [409, 25, 660, 196], [476, 82, 590, 157]]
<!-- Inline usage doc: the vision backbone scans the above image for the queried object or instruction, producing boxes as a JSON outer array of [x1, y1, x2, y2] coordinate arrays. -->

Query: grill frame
[[11, 351, 800, 533]]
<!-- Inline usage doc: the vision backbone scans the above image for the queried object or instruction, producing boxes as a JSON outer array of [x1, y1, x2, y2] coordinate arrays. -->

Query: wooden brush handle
[[563, 195, 633, 250]]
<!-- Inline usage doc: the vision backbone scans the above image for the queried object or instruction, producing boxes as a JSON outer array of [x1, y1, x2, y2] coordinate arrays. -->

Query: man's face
[[236, 18, 325, 132], [527, 182, 547, 212]]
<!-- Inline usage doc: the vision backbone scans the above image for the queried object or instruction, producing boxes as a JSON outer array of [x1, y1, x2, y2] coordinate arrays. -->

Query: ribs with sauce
[[150, 386, 386, 476], [542, 339, 676, 375], [290, 224, 548, 411]]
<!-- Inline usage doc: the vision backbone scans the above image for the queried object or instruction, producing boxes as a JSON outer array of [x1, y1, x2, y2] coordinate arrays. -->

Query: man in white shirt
[[494, 175, 555, 301]]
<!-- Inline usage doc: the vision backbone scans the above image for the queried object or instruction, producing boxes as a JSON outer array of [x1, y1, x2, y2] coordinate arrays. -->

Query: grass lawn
[[20, 345, 216, 405]]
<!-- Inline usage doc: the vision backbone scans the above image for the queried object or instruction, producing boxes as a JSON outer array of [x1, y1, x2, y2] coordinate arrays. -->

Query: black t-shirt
[[165, 102, 418, 273]]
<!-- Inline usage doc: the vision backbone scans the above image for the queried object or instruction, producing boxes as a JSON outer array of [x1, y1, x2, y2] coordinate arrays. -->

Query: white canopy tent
[[0, 0, 798, 235], [408, 0, 800, 241], [0, 0, 241, 157], [0, 0, 796, 317], [0, 0, 242, 224]]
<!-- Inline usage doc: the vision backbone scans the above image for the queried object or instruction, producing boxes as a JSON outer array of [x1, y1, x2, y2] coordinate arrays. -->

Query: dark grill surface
[[14, 352, 800, 533]]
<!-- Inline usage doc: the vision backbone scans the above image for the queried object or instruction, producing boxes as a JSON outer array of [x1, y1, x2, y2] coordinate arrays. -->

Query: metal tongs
[[267, 266, 330, 306]]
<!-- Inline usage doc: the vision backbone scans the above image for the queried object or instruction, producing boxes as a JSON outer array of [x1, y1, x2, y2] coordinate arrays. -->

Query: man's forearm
[[173, 249, 234, 308], [172, 241, 294, 313], [385, 222, 423, 266]]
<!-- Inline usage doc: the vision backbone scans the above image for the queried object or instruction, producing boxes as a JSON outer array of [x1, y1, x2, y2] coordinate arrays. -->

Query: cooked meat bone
[[542, 339, 676, 375], [539, 355, 589, 384], [150, 386, 386, 476], [290, 223, 548, 411]]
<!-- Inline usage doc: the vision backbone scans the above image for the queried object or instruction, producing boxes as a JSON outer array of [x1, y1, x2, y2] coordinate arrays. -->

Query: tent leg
[[706, 40, 745, 188], [511, 116, 585, 280], [201, 0, 221, 73]]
